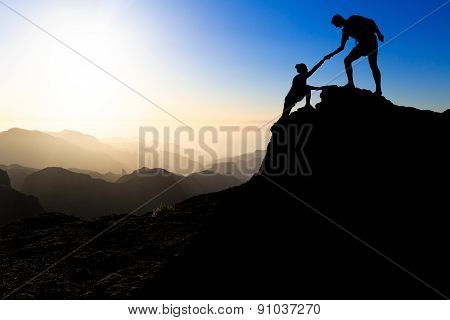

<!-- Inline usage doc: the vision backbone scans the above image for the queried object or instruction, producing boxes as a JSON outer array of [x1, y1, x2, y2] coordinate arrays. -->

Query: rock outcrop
[[0, 169, 43, 226], [0, 169, 11, 187], [151, 86, 450, 299], [1, 87, 448, 299]]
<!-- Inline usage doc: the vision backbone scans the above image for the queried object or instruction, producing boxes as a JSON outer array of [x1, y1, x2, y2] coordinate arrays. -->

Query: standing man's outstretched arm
[[324, 34, 348, 60]]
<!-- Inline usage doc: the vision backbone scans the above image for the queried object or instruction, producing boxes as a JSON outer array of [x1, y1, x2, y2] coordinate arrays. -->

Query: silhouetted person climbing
[[325, 14, 384, 96], [274, 59, 326, 127]]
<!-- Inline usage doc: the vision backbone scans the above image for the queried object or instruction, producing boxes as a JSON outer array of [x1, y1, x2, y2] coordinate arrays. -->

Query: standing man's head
[[331, 14, 346, 28], [295, 63, 308, 74]]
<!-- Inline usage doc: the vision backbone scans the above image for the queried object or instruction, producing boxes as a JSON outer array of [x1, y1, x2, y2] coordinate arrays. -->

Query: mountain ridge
[[0, 129, 127, 173], [21, 166, 241, 219], [1, 86, 448, 299], [0, 169, 43, 226]]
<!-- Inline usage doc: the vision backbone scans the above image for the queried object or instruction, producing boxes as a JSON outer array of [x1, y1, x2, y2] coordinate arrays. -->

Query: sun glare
[[0, 1, 276, 137], [42, 10, 143, 116], [0, 3, 159, 136]]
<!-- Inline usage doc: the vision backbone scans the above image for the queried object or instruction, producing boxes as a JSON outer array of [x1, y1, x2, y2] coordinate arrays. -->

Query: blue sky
[[143, 0, 450, 110], [0, 0, 449, 137]]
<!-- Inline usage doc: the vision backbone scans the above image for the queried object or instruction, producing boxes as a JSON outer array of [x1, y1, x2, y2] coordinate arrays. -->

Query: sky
[[0, 0, 449, 138]]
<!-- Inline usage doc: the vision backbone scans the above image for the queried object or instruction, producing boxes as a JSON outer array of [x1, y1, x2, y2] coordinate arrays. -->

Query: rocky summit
[[1, 87, 449, 299]]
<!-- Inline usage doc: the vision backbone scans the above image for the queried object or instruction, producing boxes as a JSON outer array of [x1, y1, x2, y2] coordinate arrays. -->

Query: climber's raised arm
[[306, 58, 326, 78]]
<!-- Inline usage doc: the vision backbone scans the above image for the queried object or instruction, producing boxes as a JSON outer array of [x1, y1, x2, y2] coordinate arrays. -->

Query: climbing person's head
[[331, 14, 346, 28], [295, 63, 308, 74]]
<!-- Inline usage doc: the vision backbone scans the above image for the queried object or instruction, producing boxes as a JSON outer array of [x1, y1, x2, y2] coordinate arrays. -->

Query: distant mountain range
[[47, 131, 206, 174], [21, 167, 241, 219], [67, 168, 122, 183], [0, 164, 38, 190], [46, 130, 138, 171], [211, 150, 266, 181], [0, 128, 264, 181], [0, 128, 127, 173], [0, 164, 122, 190], [0, 127, 262, 222]]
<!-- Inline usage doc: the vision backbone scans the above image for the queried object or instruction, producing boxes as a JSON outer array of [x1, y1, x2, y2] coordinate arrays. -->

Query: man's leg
[[368, 51, 382, 95], [304, 90, 312, 107], [344, 48, 362, 88]]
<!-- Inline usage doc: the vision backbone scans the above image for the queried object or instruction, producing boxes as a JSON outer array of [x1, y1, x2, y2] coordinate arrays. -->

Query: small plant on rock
[[152, 203, 174, 218]]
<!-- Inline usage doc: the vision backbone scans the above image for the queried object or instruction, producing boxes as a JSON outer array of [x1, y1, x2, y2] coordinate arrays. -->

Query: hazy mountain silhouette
[[21, 167, 183, 219], [185, 171, 241, 194], [101, 136, 138, 152], [141, 150, 203, 175], [113, 167, 241, 205], [1, 128, 256, 177], [226, 149, 266, 165], [210, 150, 266, 181], [68, 168, 122, 183], [116, 168, 240, 195], [0, 164, 122, 190], [115, 167, 181, 184], [47, 130, 111, 150], [1, 86, 448, 299], [0, 129, 126, 173], [0, 164, 38, 190], [47, 130, 135, 171], [0, 169, 43, 226], [21, 167, 241, 219], [47, 130, 203, 175]]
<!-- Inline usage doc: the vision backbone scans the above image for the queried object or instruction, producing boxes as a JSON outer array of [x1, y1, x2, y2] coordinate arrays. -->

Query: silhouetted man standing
[[325, 14, 384, 96]]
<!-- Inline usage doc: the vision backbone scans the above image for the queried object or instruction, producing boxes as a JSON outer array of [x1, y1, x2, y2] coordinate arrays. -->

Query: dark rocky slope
[[148, 86, 450, 299], [0, 195, 218, 299], [0, 164, 38, 190], [1, 87, 448, 299]]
